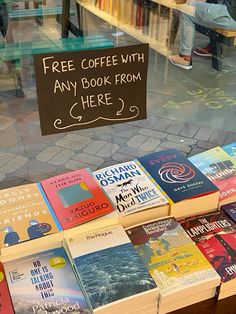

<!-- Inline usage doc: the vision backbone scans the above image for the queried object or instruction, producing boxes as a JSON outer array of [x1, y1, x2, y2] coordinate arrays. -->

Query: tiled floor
[[0, 4, 236, 188]]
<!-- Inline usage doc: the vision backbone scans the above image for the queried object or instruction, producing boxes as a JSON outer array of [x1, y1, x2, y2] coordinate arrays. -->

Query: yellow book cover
[[0, 183, 61, 250], [148, 244, 219, 296], [126, 218, 220, 299]]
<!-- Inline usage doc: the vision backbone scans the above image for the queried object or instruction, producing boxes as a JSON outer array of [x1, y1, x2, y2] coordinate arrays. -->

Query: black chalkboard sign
[[34, 44, 149, 135]]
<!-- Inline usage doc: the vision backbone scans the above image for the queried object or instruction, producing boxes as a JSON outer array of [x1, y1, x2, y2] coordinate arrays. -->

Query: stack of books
[[65, 224, 159, 314], [0, 183, 62, 260], [3, 247, 92, 314], [179, 211, 236, 299], [1, 142, 236, 313], [189, 146, 236, 206], [94, 160, 169, 228], [40, 168, 115, 237], [137, 149, 220, 218], [126, 217, 221, 313]]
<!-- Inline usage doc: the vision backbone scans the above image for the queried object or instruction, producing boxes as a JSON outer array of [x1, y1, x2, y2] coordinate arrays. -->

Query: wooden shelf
[[78, 2, 172, 57], [152, 0, 195, 15]]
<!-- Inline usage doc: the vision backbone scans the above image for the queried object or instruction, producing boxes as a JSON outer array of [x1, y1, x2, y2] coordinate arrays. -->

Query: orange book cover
[[40, 168, 114, 230], [0, 183, 61, 249], [0, 263, 14, 314]]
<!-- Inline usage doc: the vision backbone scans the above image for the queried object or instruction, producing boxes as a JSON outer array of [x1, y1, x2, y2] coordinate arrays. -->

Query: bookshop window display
[[1, 1, 236, 314]]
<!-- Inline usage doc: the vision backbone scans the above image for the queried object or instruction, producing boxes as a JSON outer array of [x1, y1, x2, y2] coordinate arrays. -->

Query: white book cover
[[94, 161, 168, 217], [66, 225, 158, 312]]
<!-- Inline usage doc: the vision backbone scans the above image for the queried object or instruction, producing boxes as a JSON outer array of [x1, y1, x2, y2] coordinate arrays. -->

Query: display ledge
[[78, 2, 172, 57]]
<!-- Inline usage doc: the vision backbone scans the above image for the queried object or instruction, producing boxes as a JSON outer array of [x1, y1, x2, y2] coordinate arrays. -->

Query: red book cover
[[0, 263, 14, 314], [179, 211, 236, 283], [136, 0, 143, 29], [40, 168, 114, 230]]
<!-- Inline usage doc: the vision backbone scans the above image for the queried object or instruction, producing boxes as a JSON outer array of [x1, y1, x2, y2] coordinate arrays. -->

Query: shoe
[[193, 46, 212, 57], [168, 54, 192, 70]]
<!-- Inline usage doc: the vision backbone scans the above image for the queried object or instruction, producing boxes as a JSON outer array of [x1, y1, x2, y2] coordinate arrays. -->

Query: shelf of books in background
[[189, 146, 236, 206], [179, 211, 236, 299], [0, 183, 63, 262], [125, 217, 221, 313], [78, 0, 173, 56], [64, 224, 159, 314]]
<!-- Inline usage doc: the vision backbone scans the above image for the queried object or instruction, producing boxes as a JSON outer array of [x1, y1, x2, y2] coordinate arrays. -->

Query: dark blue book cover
[[221, 202, 236, 224], [137, 149, 218, 203]]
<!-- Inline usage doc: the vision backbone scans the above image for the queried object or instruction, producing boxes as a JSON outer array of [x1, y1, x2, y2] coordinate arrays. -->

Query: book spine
[[37, 182, 62, 231], [142, 1, 151, 35]]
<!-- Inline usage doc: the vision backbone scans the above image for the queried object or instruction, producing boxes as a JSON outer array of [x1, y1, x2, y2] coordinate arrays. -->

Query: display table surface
[[170, 295, 236, 314]]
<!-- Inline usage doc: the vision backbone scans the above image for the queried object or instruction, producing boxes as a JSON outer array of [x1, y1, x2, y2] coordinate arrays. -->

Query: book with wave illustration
[[3, 247, 91, 314], [65, 224, 159, 314]]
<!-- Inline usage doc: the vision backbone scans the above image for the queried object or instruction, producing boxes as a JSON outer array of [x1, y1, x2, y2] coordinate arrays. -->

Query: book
[[0, 262, 14, 314], [222, 141, 236, 159], [93, 160, 169, 228], [3, 247, 91, 314], [221, 201, 236, 223], [189, 146, 236, 206], [0, 183, 62, 259], [179, 211, 236, 299], [40, 168, 115, 231], [137, 149, 219, 218], [65, 224, 159, 314], [126, 217, 220, 311]]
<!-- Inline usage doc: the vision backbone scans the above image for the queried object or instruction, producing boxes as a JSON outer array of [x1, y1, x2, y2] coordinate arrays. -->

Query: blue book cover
[[222, 142, 236, 159], [221, 202, 236, 224], [66, 225, 158, 310], [137, 149, 218, 203], [4, 247, 91, 314]]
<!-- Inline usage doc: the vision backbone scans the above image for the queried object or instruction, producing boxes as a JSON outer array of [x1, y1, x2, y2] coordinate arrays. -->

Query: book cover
[[0, 183, 61, 249], [222, 141, 236, 159], [137, 149, 218, 204], [179, 211, 236, 283], [4, 247, 91, 314], [66, 225, 158, 310], [221, 202, 236, 224], [40, 168, 114, 230], [0, 263, 14, 314], [94, 160, 168, 216], [126, 218, 220, 298], [189, 146, 236, 202]]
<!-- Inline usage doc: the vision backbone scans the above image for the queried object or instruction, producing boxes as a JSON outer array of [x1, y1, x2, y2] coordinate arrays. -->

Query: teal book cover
[[4, 247, 91, 314], [57, 183, 93, 208], [222, 142, 236, 159], [189, 146, 236, 202]]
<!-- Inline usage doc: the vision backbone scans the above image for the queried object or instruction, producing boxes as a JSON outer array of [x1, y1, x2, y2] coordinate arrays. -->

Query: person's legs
[[169, 3, 236, 69]]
